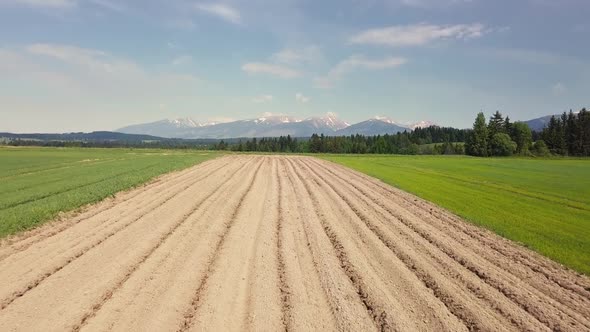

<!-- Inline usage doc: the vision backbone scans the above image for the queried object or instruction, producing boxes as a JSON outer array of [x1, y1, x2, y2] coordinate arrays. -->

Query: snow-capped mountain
[[305, 113, 350, 131], [166, 117, 221, 128], [118, 117, 220, 137], [372, 116, 399, 125], [240, 115, 300, 125], [117, 113, 433, 139], [409, 121, 437, 130], [335, 118, 409, 136]]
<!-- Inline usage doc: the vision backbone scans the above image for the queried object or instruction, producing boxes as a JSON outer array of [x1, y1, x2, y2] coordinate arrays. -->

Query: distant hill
[[523, 111, 583, 131], [524, 115, 555, 132], [0, 131, 229, 148], [0, 131, 165, 142]]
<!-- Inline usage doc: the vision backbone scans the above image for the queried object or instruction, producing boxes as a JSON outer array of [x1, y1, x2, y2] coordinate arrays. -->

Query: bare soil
[[0, 155, 589, 331]]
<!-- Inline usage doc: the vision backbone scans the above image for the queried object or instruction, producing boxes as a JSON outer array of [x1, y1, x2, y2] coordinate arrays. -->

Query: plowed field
[[0, 155, 588, 331]]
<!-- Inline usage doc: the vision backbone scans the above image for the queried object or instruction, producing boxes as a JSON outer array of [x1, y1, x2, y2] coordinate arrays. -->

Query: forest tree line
[[218, 126, 467, 155], [464, 108, 589, 157], [539, 108, 590, 156]]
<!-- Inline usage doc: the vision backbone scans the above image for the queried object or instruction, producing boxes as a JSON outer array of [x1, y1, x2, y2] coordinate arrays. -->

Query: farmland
[[0, 147, 218, 237], [321, 155, 590, 275], [0, 155, 588, 331]]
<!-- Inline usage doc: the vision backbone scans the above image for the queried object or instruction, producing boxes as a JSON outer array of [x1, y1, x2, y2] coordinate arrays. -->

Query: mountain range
[[117, 114, 435, 139]]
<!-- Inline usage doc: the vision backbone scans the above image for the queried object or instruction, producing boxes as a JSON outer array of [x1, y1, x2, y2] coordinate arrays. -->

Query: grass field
[[321, 155, 590, 275], [0, 147, 218, 237]]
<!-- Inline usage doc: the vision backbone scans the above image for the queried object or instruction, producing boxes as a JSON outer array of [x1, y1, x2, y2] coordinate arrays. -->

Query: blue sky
[[0, 0, 588, 132]]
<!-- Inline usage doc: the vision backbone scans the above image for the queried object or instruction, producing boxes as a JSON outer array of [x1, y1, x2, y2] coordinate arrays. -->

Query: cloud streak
[[271, 46, 322, 65], [242, 62, 302, 79], [171, 55, 192, 66], [3, 43, 201, 103], [195, 3, 241, 24], [1, 0, 75, 8], [295, 93, 310, 103], [315, 55, 407, 88], [350, 23, 486, 47], [252, 94, 273, 103]]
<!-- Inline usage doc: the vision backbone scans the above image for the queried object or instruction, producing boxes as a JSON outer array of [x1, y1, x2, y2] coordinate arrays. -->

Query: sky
[[0, 0, 589, 132]]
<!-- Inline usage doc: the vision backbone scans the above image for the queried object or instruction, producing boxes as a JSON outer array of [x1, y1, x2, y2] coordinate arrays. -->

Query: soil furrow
[[178, 158, 265, 332], [276, 158, 292, 331], [286, 158, 393, 331], [70, 157, 256, 332], [79, 157, 261, 331], [282, 159, 377, 331]]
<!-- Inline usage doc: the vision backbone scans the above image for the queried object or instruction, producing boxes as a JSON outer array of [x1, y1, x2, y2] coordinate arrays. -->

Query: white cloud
[[252, 94, 273, 103], [242, 62, 302, 79], [349, 23, 486, 47], [315, 55, 406, 88], [2, 43, 201, 104], [171, 55, 192, 66], [242, 46, 317, 80], [26, 43, 143, 77], [552, 82, 566, 95], [295, 93, 310, 103], [27, 43, 105, 62], [271, 46, 322, 65], [195, 3, 241, 24], [0, 44, 207, 132]]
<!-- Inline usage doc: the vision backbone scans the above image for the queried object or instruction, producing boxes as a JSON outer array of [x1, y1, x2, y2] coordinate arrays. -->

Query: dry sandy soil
[[0, 155, 589, 331]]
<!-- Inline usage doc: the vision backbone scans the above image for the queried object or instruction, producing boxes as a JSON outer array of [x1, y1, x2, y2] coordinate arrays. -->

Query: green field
[[0, 147, 218, 237], [321, 155, 590, 275]]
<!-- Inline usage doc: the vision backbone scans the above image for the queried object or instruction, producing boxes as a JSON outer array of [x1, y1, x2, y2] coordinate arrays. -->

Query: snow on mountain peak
[[168, 117, 219, 128], [304, 113, 349, 130], [373, 116, 399, 125], [372, 117, 437, 129], [409, 120, 437, 129]]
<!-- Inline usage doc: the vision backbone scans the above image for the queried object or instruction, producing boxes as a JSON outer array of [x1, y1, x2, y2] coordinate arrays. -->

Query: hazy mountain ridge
[[0, 131, 164, 142], [117, 114, 427, 139]]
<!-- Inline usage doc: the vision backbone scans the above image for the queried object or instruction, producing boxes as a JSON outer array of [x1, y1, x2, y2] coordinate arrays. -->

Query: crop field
[[0, 155, 588, 331], [321, 155, 590, 275], [0, 147, 218, 237]]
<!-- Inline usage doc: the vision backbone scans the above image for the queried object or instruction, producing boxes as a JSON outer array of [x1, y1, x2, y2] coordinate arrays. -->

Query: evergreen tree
[[580, 108, 590, 155], [504, 116, 513, 137], [565, 110, 578, 155], [466, 112, 489, 156], [488, 111, 506, 138], [309, 134, 321, 153]]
